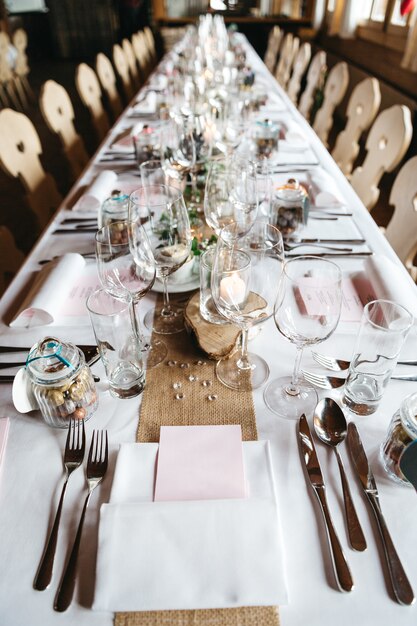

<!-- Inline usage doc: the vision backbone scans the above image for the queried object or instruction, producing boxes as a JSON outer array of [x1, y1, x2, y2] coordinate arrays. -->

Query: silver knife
[[298, 414, 354, 592], [347, 422, 415, 605], [288, 238, 365, 244], [286, 252, 373, 259]]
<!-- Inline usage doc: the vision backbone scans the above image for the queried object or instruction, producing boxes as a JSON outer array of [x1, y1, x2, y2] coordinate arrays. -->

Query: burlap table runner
[[115, 294, 280, 626]]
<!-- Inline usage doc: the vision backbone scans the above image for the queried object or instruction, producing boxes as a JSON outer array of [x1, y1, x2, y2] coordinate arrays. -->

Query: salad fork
[[303, 370, 417, 390], [34, 419, 85, 591], [312, 351, 417, 371], [54, 430, 108, 612]]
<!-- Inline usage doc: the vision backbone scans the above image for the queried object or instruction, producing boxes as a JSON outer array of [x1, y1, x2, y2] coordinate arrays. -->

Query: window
[[357, 0, 416, 50]]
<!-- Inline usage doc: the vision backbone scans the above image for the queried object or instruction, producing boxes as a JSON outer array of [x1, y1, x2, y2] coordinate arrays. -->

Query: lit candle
[[219, 273, 246, 306]]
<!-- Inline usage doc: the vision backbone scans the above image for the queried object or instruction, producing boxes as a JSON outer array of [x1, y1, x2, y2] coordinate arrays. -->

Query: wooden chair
[[122, 38, 141, 90], [0, 31, 21, 110], [143, 26, 157, 66], [96, 52, 123, 120], [0, 225, 25, 296], [132, 31, 149, 80], [275, 33, 299, 88], [264, 26, 282, 74], [39, 80, 89, 181], [313, 61, 349, 147], [75, 63, 110, 142], [385, 156, 417, 279], [298, 50, 327, 121], [332, 77, 381, 176], [287, 42, 311, 104], [350, 104, 413, 211], [113, 44, 135, 103], [0, 108, 62, 228], [12, 28, 34, 109]]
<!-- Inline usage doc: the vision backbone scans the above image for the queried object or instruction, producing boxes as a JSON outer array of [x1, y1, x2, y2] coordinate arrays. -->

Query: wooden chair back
[[350, 104, 413, 211], [143, 26, 157, 64], [132, 31, 149, 78], [75, 63, 110, 142], [298, 50, 327, 120], [0, 31, 21, 110], [11, 28, 34, 109], [113, 43, 134, 102], [385, 156, 417, 279], [332, 77, 381, 176], [122, 38, 141, 89], [96, 52, 123, 120], [0, 108, 62, 227], [313, 61, 349, 147], [39, 79, 89, 181], [275, 33, 299, 88], [287, 42, 311, 104], [0, 225, 25, 296], [264, 26, 282, 73]]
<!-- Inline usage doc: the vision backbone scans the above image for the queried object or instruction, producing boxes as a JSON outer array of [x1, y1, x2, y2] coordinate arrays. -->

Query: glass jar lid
[[275, 185, 305, 205], [26, 337, 82, 385], [254, 118, 280, 140], [400, 392, 417, 439]]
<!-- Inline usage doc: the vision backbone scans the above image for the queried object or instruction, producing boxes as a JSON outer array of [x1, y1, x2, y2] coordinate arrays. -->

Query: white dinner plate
[[152, 276, 200, 294]]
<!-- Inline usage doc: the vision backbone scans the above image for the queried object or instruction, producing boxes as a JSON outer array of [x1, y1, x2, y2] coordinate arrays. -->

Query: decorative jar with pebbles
[[381, 392, 417, 485], [26, 337, 98, 428]]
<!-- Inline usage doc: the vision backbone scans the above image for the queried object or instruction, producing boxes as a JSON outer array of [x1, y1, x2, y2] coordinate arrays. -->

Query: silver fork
[[284, 242, 353, 253], [34, 419, 85, 591], [54, 430, 108, 612], [312, 351, 417, 371], [303, 370, 417, 390]]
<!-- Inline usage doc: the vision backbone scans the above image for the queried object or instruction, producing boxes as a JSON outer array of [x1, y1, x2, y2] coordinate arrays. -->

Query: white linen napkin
[[9, 253, 86, 328], [307, 169, 345, 208], [93, 441, 288, 612], [109, 123, 143, 153], [283, 121, 307, 152], [132, 91, 157, 116], [73, 170, 118, 212]]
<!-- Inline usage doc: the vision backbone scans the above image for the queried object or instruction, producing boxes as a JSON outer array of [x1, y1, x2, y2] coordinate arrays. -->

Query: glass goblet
[[95, 221, 167, 368], [212, 221, 284, 390], [129, 184, 192, 335], [264, 256, 343, 419]]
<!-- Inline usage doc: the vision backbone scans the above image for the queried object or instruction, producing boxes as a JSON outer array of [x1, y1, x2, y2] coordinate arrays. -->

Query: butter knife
[[347, 422, 415, 605], [298, 414, 354, 592], [288, 238, 365, 244]]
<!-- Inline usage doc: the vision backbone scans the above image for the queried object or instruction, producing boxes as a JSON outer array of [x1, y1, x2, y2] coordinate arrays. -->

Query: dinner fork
[[303, 370, 417, 390], [312, 351, 417, 371], [34, 419, 85, 591], [54, 430, 108, 612]]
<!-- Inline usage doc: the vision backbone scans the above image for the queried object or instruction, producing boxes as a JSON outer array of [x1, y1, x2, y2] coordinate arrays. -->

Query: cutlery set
[[34, 420, 108, 612], [299, 407, 414, 603]]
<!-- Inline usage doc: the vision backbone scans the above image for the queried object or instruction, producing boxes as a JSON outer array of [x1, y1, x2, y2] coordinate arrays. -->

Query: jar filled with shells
[[26, 337, 98, 428]]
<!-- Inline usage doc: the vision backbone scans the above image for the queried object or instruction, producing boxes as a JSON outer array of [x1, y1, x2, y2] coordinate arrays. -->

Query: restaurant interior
[[1, 2, 417, 626]]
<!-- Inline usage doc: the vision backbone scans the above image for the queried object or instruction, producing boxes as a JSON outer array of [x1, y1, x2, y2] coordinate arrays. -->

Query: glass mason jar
[[272, 180, 309, 238], [26, 337, 98, 428], [380, 392, 417, 485], [253, 118, 280, 158], [100, 192, 129, 229]]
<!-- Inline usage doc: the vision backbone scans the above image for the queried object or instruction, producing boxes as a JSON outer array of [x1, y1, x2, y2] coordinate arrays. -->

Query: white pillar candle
[[219, 273, 246, 306]]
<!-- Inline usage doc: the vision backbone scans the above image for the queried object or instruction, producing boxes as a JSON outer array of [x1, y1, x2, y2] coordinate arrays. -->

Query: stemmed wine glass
[[129, 184, 192, 335], [263, 256, 343, 419], [211, 221, 284, 391], [95, 221, 168, 368]]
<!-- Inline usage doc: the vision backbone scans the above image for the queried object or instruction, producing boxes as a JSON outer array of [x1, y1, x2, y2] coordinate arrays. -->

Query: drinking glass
[[264, 256, 343, 419], [95, 221, 167, 368], [129, 185, 192, 335], [343, 299, 413, 416], [211, 221, 284, 390]]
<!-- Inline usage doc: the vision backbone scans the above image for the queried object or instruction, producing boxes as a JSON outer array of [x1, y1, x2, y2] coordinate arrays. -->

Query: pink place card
[[154, 425, 246, 502], [0, 418, 10, 468]]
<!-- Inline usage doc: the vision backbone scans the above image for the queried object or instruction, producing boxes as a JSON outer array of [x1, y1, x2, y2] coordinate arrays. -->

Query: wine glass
[[129, 184, 192, 335], [95, 221, 168, 368], [263, 256, 343, 419], [211, 221, 284, 391], [204, 157, 258, 237]]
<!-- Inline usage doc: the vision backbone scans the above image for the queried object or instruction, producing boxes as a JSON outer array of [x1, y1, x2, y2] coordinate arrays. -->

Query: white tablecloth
[[0, 35, 416, 626]]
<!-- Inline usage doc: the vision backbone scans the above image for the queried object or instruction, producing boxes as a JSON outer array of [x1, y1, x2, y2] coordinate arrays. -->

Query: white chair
[[350, 104, 413, 211], [12, 28, 34, 109], [122, 38, 141, 90], [313, 61, 349, 147], [39, 80, 89, 181], [287, 42, 311, 104], [0, 31, 21, 110], [264, 26, 282, 74], [298, 51, 327, 121], [332, 77, 381, 176], [0, 108, 63, 228], [385, 156, 417, 279], [143, 26, 157, 66], [113, 43, 135, 103], [75, 63, 110, 142], [0, 225, 25, 296], [275, 33, 299, 88], [96, 52, 123, 120]]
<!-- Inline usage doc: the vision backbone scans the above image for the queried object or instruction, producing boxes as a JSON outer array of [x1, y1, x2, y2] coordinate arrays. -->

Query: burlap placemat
[[115, 294, 279, 626]]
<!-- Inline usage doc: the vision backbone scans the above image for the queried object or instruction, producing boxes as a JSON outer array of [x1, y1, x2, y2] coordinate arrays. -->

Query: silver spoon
[[313, 397, 367, 551]]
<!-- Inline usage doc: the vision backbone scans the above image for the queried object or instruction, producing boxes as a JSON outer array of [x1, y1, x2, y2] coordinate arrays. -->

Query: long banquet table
[[1, 33, 417, 626]]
